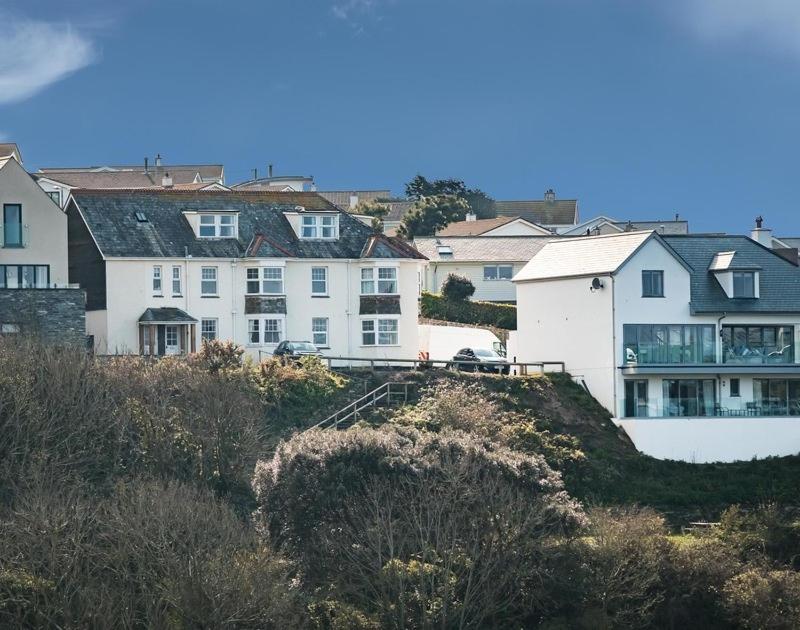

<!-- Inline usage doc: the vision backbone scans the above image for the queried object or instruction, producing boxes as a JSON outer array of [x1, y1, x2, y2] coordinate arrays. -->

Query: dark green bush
[[420, 290, 516, 329], [722, 568, 800, 629], [440, 273, 475, 301]]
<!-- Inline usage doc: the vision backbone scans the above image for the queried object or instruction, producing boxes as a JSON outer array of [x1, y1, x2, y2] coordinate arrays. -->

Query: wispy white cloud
[[0, 14, 97, 105], [682, 0, 800, 58], [332, 0, 377, 21]]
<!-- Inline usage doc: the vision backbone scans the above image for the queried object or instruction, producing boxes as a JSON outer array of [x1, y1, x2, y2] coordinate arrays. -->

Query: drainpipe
[[611, 275, 618, 418], [184, 247, 191, 348], [231, 260, 237, 342], [347, 259, 352, 364], [717, 312, 727, 408]]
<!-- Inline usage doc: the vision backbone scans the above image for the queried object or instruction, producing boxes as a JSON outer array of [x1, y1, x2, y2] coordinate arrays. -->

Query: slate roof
[[37, 164, 223, 189], [70, 190, 426, 260], [414, 236, 560, 262], [663, 235, 800, 314], [318, 190, 391, 209], [494, 199, 578, 226], [139, 307, 197, 324], [514, 231, 656, 281], [0, 143, 21, 161]]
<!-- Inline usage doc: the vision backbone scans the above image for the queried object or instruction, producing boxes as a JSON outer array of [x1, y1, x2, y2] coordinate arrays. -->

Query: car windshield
[[292, 342, 317, 352], [474, 349, 500, 358]]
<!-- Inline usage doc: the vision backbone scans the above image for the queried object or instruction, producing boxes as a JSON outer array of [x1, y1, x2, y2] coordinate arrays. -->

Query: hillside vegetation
[[1, 338, 799, 628]]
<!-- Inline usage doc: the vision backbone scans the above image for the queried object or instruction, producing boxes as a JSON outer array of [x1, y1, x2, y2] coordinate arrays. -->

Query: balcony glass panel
[[722, 325, 794, 364], [623, 324, 716, 364]]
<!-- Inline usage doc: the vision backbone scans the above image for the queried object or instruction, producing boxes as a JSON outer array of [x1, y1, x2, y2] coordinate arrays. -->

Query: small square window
[[642, 270, 664, 297]]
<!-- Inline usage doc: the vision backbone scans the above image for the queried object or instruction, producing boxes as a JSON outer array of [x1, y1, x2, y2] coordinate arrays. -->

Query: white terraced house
[[512, 226, 800, 463], [66, 189, 426, 360]]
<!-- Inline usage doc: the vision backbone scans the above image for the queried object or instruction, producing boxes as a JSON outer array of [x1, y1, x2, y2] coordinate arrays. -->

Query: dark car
[[273, 341, 322, 360], [452, 347, 510, 374]]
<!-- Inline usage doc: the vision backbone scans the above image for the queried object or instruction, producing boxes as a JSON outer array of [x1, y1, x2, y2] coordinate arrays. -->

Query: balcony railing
[[0, 224, 29, 248]]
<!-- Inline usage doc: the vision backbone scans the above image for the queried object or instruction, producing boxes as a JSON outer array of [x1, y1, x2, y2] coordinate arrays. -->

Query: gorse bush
[[420, 290, 517, 329]]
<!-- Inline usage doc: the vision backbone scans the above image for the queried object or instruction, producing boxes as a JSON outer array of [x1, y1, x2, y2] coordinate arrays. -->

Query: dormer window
[[199, 213, 237, 238], [300, 215, 338, 240], [733, 271, 755, 298]]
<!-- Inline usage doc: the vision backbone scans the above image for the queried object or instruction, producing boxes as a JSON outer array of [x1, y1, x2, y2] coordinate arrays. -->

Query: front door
[[165, 325, 180, 355]]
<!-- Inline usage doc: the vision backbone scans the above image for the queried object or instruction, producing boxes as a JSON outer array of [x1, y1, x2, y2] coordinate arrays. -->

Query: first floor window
[[245, 267, 284, 294], [248, 319, 260, 344], [201, 267, 218, 296], [2, 204, 22, 247], [152, 265, 162, 294], [0, 265, 49, 289], [361, 267, 398, 294], [246, 268, 260, 294], [172, 266, 182, 295], [484, 265, 513, 281], [201, 318, 217, 342], [362, 318, 399, 346], [361, 267, 375, 294], [312, 267, 328, 295], [312, 317, 329, 347], [641, 270, 664, 297], [264, 318, 282, 344]]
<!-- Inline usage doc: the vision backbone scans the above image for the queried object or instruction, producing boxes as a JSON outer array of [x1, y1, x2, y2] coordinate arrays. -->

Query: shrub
[[253, 426, 586, 628], [717, 503, 800, 567], [194, 338, 245, 372], [723, 568, 800, 629], [420, 291, 516, 329], [440, 273, 475, 301]]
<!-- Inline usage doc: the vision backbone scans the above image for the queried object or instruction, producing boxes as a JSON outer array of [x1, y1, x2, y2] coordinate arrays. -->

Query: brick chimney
[[750, 215, 773, 248], [162, 172, 173, 188], [465, 211, 477, 222]]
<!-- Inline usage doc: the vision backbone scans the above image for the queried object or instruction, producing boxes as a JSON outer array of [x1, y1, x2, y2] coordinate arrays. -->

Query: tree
[[405, 175, 466, 200], [405, 175, 496, 219], [396, 194, 469, 239], [441, 274, 475, 301], [352, 199, 390, 232]]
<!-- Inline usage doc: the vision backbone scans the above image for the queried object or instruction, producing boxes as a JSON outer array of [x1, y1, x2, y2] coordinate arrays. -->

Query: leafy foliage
[[352, 199, 390, 232], [420, 290, 516, 329], [397, 194, 469, 238], [405, 175, 496, 218], [440, 273, 475, 301]]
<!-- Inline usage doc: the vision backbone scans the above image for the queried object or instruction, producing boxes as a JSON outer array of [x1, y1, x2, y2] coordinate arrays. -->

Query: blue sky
[[2, 0, 800, 234]]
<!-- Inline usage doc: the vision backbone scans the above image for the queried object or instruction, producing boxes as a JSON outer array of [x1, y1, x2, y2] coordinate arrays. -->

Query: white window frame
[[201, 266, 218, 296], [312, 317, 329, 348], [300, 214, 338, 240], [360, 266, 398, 295], [201, 318, 218, 342], [483, 264, 513, 281], [246, 317, 286, 345], [311, 266, 328, 296], [245, 267, 284, 295], [171, 265, 182, 296], [361, 317, 399, 346], [152, 265, 162, 295], [198, 213, 237, 238]]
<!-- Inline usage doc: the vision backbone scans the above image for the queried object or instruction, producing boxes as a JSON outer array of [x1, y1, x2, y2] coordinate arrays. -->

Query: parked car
[[273, 341, 322, 360], [451, 347, 510, 374]]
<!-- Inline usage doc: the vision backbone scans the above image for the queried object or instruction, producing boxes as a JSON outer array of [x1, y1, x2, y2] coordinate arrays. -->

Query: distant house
[[512, 224, 800, 463], [0, 143, 85, 344], [559, 214, 689, 236], [494, 189, 579, 232], [66, 189, 426, 359], [34, 155, 226, 207], [436, 214, 551, 237], [414, 235, 558, 302]]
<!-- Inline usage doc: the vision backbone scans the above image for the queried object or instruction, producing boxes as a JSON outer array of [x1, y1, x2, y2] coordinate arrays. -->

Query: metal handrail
[[311, 381, 412, 430], [324, 356, 565, 374]]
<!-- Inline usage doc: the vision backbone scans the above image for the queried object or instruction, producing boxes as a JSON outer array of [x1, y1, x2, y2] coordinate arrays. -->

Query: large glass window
[[721, 325, 793, 364], [624, 380, 649, 417], [663, 379, 716, 417], [754, 379, 800, 416], [484, 265, 513, 281], [3, 204, 22, 247], [733, 272, 755, 298], [641, 270, 664, 297], [623, 324, 715, 364], [0, 265, 49, 289]]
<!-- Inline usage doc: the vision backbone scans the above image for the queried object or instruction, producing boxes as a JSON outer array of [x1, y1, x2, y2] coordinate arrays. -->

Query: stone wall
[[0, 288, 86, 346]]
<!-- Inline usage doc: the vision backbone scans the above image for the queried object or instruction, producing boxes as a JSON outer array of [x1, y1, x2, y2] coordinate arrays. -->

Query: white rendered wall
[[514, 274, 616, 412], [427, 261, 523, 302], [616, 417, 800, 463]]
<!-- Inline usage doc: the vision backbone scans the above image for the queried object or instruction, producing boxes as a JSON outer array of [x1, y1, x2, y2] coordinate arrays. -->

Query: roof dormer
[[709, 251, 760, 299], [283, 208, 340, 241], [183, 210, 239, 239]]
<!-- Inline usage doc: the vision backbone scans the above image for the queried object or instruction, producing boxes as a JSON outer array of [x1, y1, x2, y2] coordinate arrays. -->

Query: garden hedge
[[420, 291, 516, 330]]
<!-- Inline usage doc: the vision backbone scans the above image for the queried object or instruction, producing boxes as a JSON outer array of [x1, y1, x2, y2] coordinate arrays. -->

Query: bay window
[[245, 267, 284, 294], [361, 267, 398, 294], [361, 318, 399, 346], [247, 317, 284, 345]]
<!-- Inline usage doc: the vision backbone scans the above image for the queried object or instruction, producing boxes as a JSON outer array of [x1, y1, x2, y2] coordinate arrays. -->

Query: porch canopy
[[138, 308, 198, 356]]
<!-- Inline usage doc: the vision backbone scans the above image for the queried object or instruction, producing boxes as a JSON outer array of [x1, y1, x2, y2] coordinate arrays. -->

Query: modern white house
[[66, 189, 426, 360], [512, 228, 800, 463], [0, 143, 85, 343], [414, 235, 558, 302]]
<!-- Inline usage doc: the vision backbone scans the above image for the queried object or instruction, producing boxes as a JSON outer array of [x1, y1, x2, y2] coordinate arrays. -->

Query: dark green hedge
[[420, 291, 516, 330]]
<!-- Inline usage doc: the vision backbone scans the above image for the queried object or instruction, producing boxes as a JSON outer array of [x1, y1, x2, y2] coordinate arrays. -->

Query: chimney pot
[[750, 216, 773, 247], [544, 189, 556, 202], [268, 164, 273, 178], [155, 153, 162, 168], [144, 157, 149, 173]]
